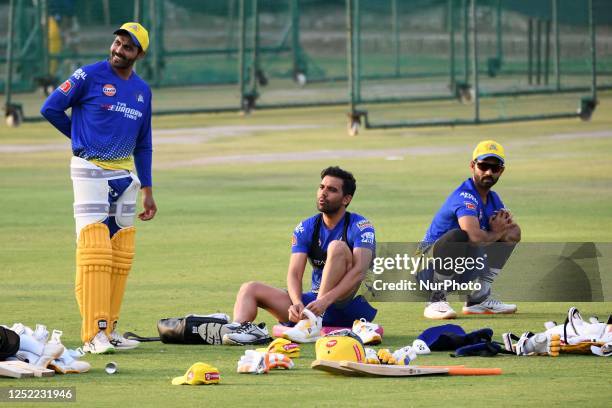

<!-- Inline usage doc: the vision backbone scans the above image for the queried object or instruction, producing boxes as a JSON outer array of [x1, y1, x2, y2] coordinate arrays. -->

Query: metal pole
[[392, 0, 400, 77], [149, 0, 159, 85], [552, 0, 560, 90], [449, 0, 456, 91], [463, 0, 469, 82], [134, 0, 141, 21], [496, 0, 502, 61], [226, 0, 236, 54], [290, 0, 301, 75], [5, 0, 16, 105], [589, 0, 597, 101], [536, 19, 542, 85], [528, 18, 533, 85], [355, 0, 361, 102], [238, 0, 246, 103], [544, 19, 551, 85], [471, 0, 479, 122], [40, 0, 50, 78], [347, 0, 355, 112], [250, 0, 259, 94]]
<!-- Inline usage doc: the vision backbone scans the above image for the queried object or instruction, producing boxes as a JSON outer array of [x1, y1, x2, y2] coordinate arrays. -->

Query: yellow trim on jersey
[[90, 157, 134, 171]]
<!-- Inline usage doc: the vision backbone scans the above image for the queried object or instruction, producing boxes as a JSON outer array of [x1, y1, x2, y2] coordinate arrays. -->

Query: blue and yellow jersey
[[41, 60, 153, 187], [291, 212, 376, 292], [422, 178, 505, 246]]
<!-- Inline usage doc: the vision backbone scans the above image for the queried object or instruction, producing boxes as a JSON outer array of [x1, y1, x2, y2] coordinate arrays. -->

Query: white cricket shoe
[[462, 297, 517, 315], [352, 318, 382, 345], [424, 301, 457, 320], [83, 331, 115, 354], [222, 322, 272, 346], [109, 331, 140, 350], [282, 309, 322, 343]]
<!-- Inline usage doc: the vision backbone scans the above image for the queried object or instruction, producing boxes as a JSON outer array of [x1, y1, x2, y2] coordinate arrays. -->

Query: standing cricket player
[[418, 140, 521, 320], [40, 23, 156, 353]]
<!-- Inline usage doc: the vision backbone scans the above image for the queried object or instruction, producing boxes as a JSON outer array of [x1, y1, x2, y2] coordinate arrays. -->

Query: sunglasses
[[475, 161, 504, 173]]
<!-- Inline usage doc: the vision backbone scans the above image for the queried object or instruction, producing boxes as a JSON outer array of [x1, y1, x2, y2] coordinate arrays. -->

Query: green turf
[[1, 93, 611, 407]]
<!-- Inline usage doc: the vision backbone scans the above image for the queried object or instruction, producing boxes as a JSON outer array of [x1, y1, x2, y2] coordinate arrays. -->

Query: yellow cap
[[171, 363, 220, 385], [114, 22, 149, 52], [315, 331, 365, 363], [472, 140, 505, 164]]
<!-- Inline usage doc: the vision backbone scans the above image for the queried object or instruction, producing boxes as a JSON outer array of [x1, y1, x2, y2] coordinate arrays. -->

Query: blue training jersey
[[291, 212, 376, 292], [40, 60, 153, 187], [422, 178, 506, 246]]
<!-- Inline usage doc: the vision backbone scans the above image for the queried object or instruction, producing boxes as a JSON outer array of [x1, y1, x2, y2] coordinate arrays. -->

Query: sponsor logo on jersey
[[356, 219, 373, 231], [58, 79, 74, 95], [465, 202, 476, 210], [294, 222, 304, 234], [137, 93, 144, 103], [101, 101, 143, 120], [71, 68, 87, 81], [103, 84, 117, 96], [460, 191, 478, 202], [361, 231, 375, 244]]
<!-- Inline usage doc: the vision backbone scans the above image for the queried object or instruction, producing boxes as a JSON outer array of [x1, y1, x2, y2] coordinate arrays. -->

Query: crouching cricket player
[[41, 23, 156, 353]]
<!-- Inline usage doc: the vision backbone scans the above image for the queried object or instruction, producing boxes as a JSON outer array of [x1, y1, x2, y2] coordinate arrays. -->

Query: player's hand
[[305, 298, 330, 317], [288, 303, 305, 323], [139, 187, 157, 221], [497, 209, 514, 224], [489, 211, 510, 233]]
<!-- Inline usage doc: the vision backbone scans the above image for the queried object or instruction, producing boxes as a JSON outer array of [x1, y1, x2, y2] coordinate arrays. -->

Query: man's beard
[[317, 200, 343, 214], [110, 52, 135, 69], [475, 174, 498, 189]]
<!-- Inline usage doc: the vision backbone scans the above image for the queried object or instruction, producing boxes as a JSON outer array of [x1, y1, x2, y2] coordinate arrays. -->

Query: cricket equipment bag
[[0, 327, 20, 361], [124, 313, 232, 345]]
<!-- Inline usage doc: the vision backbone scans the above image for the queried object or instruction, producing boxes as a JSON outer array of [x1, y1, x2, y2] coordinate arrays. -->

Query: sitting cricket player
[[40, 23, 156, 353], [223, 166, 377, 345], [418, 140, 521, 320]]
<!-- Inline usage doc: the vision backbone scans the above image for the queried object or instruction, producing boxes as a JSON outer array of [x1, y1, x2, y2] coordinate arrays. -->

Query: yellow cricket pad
[[76, 223, 113, 343], [109, 227, 136, 332]]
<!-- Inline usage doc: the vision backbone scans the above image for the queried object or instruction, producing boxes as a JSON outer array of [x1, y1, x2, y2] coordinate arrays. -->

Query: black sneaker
[[221, 322, 272, 346]]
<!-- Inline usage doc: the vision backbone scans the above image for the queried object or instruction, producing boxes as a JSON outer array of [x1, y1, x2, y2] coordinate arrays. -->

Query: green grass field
[[1, 93, 611, 407]]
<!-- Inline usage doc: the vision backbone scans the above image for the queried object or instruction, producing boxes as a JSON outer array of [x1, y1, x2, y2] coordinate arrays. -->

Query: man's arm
[[306, 247, 372, 315], [40, 71, 88, 138], [458, 215, 509, 243], [287, 253, 307, 322]]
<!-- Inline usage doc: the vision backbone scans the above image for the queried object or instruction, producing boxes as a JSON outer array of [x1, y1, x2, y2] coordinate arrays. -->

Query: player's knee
[[326, 240, 350, 260], [237, 281, 260, 298]]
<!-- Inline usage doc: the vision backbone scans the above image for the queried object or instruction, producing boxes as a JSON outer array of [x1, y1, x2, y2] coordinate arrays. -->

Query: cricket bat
[[0, 362, 35, 379], [0, 361, 55, 378], [310, 360, 366, 376], [341, 361, 502, 377]]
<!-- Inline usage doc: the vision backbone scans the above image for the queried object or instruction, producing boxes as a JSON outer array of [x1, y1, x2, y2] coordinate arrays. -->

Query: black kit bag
[[124, 314, 232, 345], [0, 326, 20, 361]]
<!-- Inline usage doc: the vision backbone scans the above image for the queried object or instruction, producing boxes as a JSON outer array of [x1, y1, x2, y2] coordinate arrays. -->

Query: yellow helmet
[[315, 330, 365, 363]]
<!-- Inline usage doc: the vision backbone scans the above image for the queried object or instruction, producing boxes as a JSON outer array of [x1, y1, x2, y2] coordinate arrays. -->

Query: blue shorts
[[300, 292, 377, 327]]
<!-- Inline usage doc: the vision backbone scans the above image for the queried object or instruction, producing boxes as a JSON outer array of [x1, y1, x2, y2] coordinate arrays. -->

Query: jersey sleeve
[[490, 191, 506, 212], [291, 219, 311, 254], [453, 190, 479, 219], [134, 88, 153, 187], [350, 218, 376, 251], [40, 67, 89, 138]]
